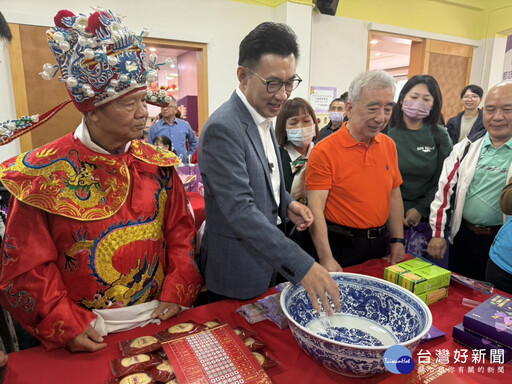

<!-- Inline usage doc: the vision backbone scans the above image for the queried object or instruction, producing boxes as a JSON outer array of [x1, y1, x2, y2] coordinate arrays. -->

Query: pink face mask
[[402, 99, 432, 120]]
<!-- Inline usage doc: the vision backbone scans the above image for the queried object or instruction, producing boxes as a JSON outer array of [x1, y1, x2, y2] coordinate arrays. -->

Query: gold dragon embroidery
[[1, 147, 127, 220], [78, 186, 168, 310]]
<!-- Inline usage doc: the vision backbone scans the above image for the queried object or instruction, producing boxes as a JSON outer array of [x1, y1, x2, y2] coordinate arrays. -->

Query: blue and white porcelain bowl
[[280, 272, 432, 377]]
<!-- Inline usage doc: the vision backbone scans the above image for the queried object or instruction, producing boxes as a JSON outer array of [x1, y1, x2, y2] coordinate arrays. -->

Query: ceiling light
[[149, 47, 156, 52], [370, 40, 379, 45], [374, 52, 381, 56]]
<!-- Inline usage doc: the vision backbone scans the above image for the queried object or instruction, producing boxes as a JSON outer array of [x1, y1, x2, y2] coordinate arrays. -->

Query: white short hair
[[348, 70, 396, 105]]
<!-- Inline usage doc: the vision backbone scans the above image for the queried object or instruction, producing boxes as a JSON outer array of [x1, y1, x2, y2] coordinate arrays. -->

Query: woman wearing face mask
[[276, 98, 319, 205], [275, 98, 319, 258], [386, 75, 453, 264]]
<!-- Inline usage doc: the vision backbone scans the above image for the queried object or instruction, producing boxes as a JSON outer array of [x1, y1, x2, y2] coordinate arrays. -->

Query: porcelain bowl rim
[[280, 272, 433, 350]]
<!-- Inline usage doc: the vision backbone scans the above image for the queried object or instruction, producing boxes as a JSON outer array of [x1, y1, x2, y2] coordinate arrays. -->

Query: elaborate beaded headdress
[[46, 8, 156, 112], [0, 7, 172, 146]]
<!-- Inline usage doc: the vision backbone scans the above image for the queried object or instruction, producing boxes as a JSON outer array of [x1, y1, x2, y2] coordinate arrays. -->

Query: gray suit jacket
[[198, 91, 314, 299]]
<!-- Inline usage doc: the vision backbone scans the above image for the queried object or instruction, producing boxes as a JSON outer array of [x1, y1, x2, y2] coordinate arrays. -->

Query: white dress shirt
[[236, 88, 281, 221], [74, 119, 131, 154]]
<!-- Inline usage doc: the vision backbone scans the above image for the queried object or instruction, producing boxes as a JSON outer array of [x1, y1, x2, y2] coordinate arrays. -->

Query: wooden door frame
[[418, 39, 473, 84], [8, 24, 32, 152]]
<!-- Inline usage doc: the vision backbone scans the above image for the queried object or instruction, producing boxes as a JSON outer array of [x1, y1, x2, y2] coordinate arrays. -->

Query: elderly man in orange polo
[[307, 70, 405, 271]]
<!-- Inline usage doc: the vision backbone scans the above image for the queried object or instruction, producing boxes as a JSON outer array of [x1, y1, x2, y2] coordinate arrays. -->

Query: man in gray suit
[[198, 22, 340, 314]]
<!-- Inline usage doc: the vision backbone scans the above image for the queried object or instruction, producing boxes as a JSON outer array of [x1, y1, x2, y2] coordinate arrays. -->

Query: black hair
[[0, 12, 12, 43], [238, 22, 299, 68], [275, 98, 319, 147], [154, 135, 172, 149], [389, 74, 443, 129], [339, 91, 348, 103], [329, 98, 343, 109], [460, 84, 483, 99]]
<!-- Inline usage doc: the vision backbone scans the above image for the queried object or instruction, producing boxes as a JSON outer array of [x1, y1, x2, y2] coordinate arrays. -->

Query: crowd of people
[[0, 9, 511, 374]]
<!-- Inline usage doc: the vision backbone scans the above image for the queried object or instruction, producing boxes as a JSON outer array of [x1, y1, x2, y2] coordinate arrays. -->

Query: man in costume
[[0, 8, 203, 352]]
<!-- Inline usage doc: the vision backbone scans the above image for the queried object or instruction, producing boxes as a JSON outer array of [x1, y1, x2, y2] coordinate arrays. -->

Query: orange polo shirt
[[306, 123, 402, 229]]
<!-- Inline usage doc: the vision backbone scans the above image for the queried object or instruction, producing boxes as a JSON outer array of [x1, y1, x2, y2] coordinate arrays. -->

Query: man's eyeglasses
[[245, 67, 302, 93]]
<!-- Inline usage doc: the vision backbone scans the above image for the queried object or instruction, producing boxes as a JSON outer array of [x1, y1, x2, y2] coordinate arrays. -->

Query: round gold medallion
[[168, 322, 194, 333], [121, 354, 150, 367], [119, 373, 153, 384], [130, 336, 158, 348], [252, 352, 265, 365], [204, 320, 220, 328], [157, 360, 174, 373]]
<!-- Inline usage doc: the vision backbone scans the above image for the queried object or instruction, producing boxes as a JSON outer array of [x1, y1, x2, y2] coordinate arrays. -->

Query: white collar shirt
[[74, 119, 131, 154], [236, 88, 281, 223], [283, 141, 314, 162]]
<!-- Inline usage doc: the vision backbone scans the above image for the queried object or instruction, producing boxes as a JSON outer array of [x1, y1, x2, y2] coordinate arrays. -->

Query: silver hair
[[348, 70, 396, 105]]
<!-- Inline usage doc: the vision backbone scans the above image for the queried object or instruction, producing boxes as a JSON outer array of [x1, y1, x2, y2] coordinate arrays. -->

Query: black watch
[[390, 238, 406, 245]]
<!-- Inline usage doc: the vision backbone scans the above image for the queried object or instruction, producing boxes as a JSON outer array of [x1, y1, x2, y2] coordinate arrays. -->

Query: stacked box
[[417, 286, 449, 306], [453, 323, 512, 363], [462, 294, 512, 349], [384, 258, 451, 306], [383, 258, 432, 284], [399, 265, 451, 295]]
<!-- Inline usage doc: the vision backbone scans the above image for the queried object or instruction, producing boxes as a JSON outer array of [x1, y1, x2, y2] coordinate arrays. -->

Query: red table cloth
[[3, 257, 510, 383]]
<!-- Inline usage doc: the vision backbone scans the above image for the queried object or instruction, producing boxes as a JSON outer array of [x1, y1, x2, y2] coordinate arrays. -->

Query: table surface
[[4, 258, 510, 384]]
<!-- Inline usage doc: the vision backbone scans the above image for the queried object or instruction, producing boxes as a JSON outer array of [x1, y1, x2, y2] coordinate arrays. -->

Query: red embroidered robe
[[0, 134, 203, 349]]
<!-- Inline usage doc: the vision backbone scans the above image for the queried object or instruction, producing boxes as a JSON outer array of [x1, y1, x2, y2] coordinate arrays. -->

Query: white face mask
[[286, 125, 316, 147]]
